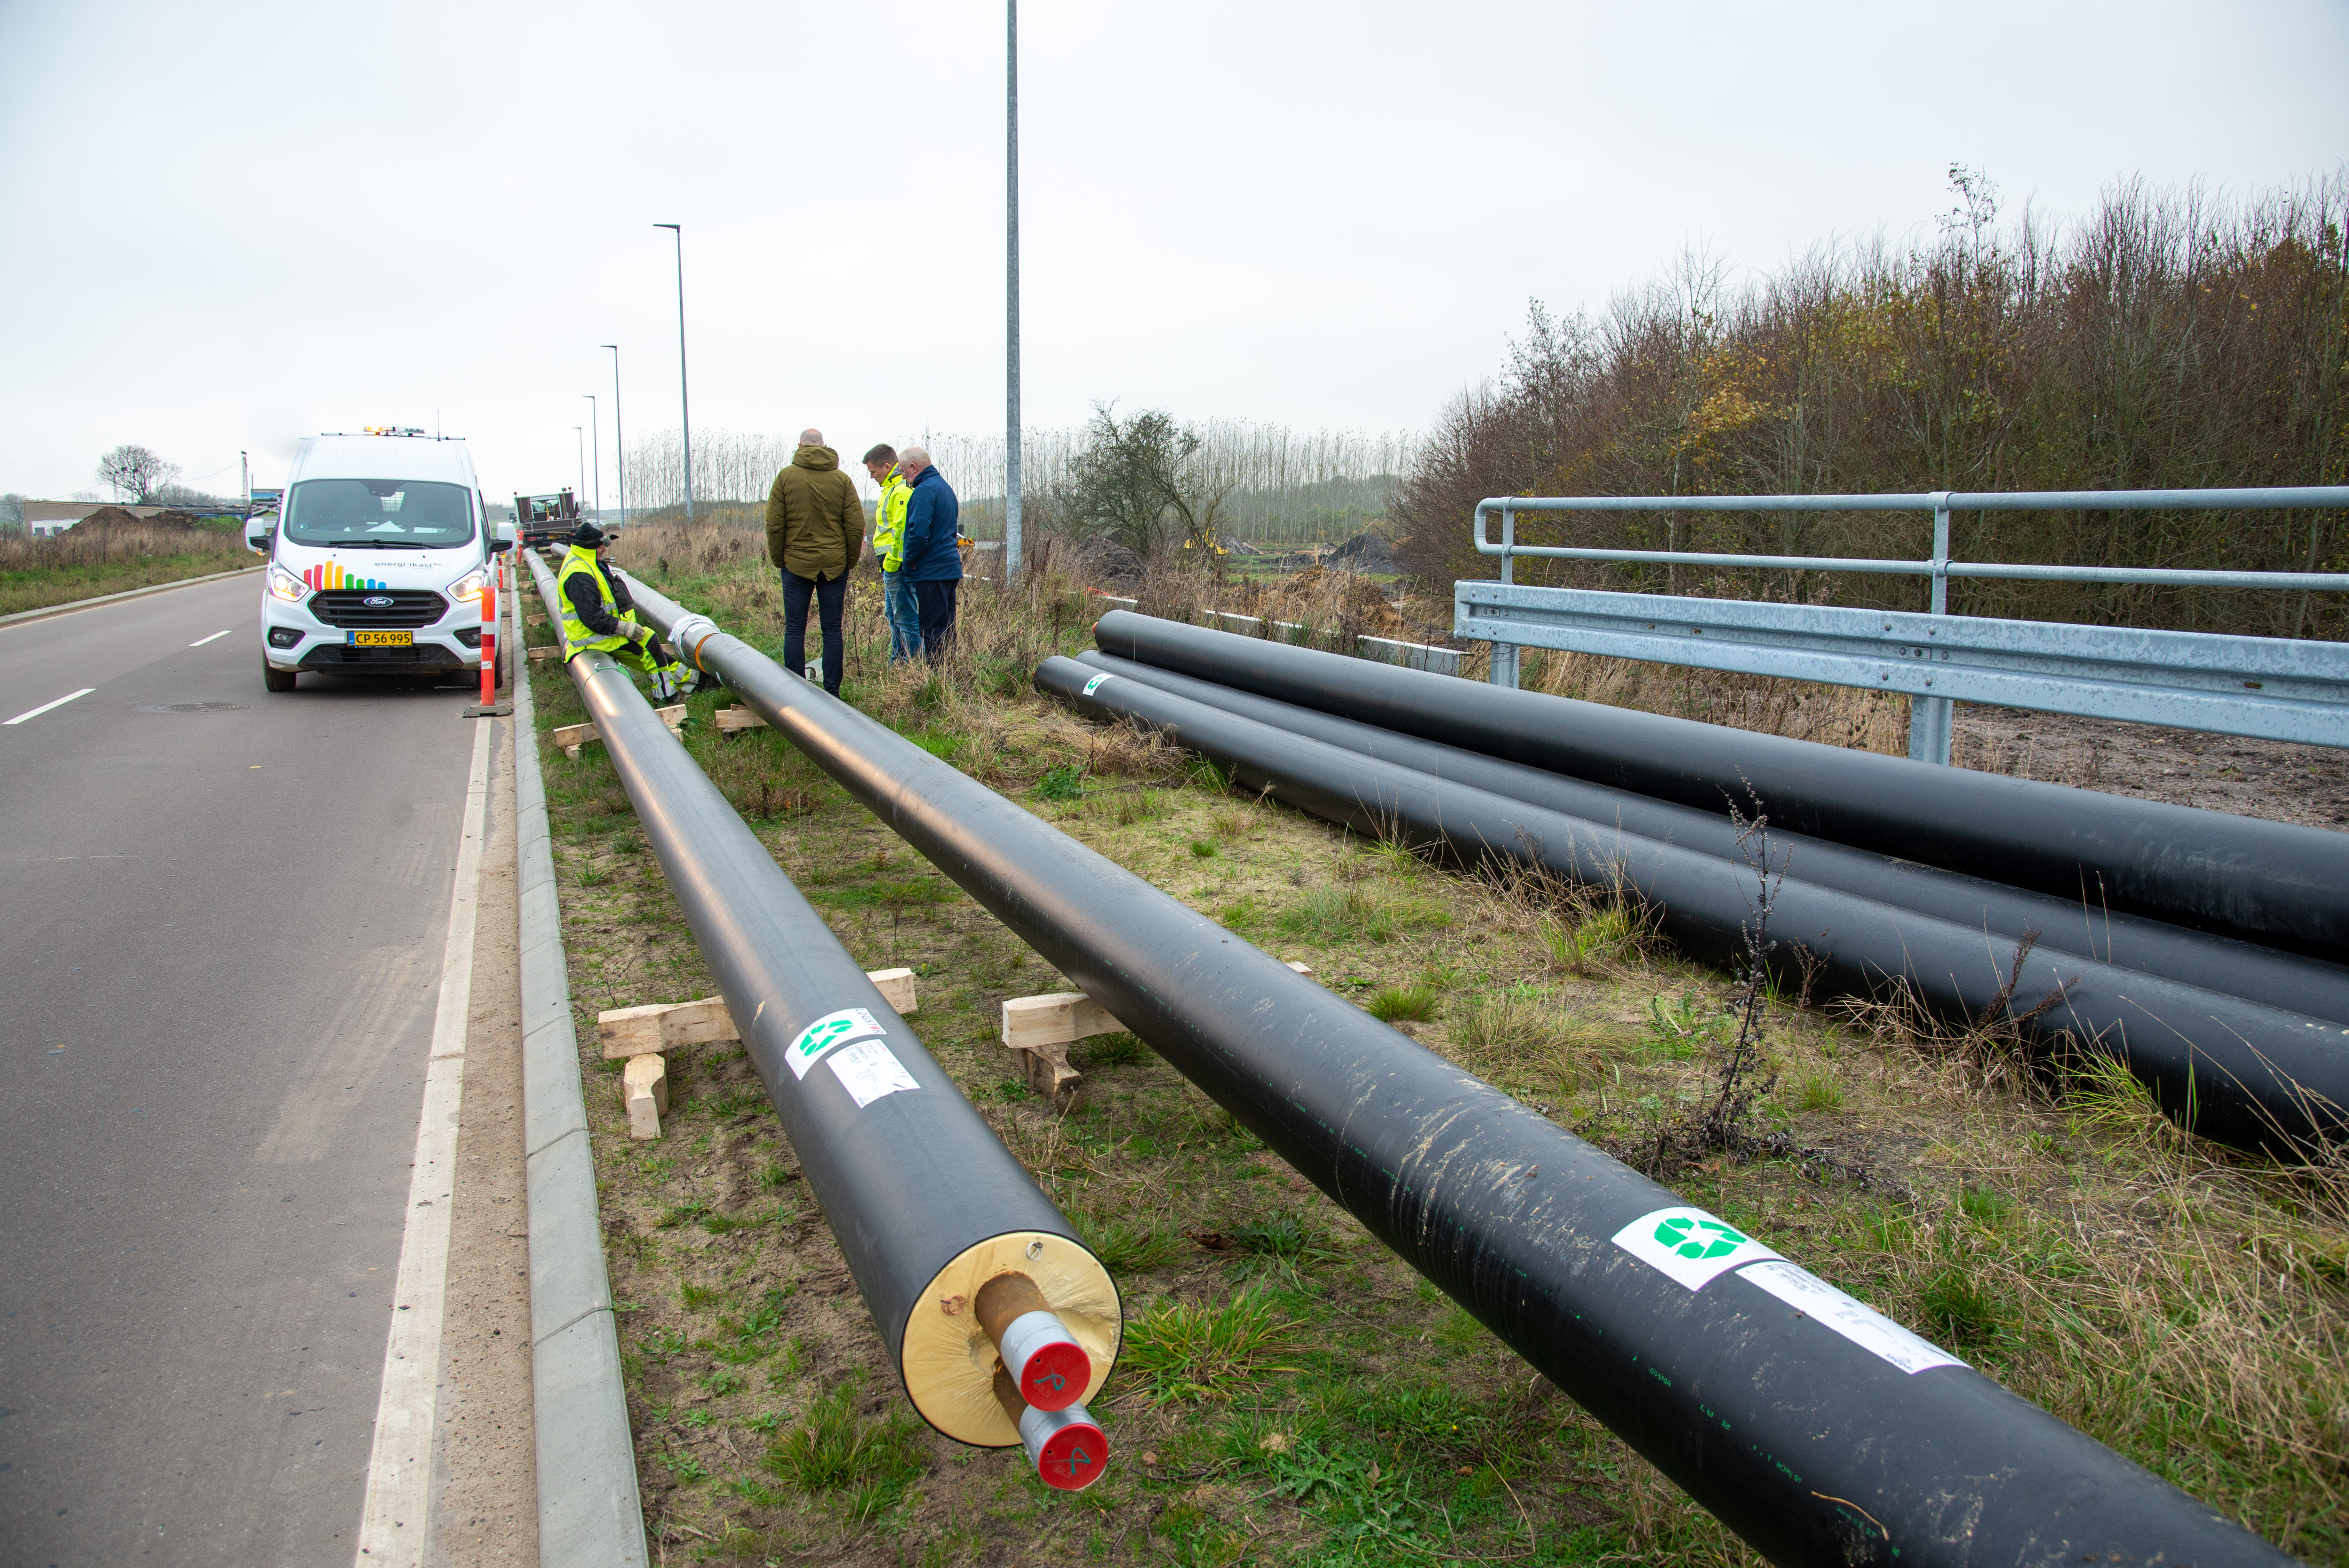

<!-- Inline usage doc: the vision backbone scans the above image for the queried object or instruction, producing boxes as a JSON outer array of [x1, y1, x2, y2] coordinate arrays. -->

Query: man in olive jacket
[[766, 428, 865, 695]]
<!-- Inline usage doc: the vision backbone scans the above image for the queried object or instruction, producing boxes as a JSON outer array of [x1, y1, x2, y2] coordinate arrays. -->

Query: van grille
[[309, 590, 448, 629], [299, 644, 464, 670]]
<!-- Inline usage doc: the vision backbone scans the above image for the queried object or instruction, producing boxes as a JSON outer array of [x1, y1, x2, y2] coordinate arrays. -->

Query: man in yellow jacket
[[556, 522, 698, 698], [863, 442, 918, 664]]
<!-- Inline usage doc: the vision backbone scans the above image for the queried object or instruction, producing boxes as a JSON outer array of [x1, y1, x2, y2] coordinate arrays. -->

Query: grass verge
[[524, 527, 2347, 1567]]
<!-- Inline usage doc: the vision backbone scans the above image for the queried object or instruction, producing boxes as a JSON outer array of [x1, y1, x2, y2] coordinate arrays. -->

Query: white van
[[248, 432, 512, 692]]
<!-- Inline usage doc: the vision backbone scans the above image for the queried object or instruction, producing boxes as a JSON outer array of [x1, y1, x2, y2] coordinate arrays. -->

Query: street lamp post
[[574, 426, 587, 514], [1004, 0, 1022, 580], [601, 344, 625, 531], [584, 394, 600, 519], [653, 223, 694, 526]]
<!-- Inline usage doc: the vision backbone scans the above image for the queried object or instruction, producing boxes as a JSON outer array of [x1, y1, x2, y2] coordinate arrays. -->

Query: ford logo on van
[[362, 594, 394, 607]]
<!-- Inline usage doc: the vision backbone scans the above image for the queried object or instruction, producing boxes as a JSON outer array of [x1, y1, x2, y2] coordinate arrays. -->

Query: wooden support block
[[529, 644, 560, 661], [1001, 992, 1125, 1051], [715, 705, 767, 734], [1285, 961, 1313, 975], [623, 1053, 667, 1139], [596, 971, 920, 1060], [865, 967, 918, 1014], [999, 992, 1128, 1113], [551, 706, 684, 758]]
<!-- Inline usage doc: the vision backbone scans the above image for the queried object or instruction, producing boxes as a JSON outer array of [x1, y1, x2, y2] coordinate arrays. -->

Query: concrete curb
[[0, 563, 264, 629], [513, 602, 649, 1568]]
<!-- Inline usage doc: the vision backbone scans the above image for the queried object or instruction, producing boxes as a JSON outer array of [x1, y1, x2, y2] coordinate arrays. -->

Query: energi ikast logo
[[1611, 1205, 1783, 1290]]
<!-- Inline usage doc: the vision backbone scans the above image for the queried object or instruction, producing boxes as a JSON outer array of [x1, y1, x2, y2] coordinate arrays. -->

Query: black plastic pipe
[[524, 556, 1119, 1464], [1040, 655, 2347, 1154], [1074, 650, 2349, 1028], [626, 576, 2298, 1568], [1093, 609, 2349, 963]]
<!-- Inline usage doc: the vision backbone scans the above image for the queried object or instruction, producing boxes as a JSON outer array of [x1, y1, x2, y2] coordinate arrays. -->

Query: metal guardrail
[[1462, 487, 2349, 762]]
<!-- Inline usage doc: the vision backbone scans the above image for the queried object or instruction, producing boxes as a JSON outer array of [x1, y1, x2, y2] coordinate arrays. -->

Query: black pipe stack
[[622, 574, 2299, 1568], [1066, 615, 2349, 1154]]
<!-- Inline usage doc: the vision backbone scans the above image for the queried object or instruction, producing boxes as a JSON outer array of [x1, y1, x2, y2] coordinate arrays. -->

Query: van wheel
[[264, 663, 297, 693]]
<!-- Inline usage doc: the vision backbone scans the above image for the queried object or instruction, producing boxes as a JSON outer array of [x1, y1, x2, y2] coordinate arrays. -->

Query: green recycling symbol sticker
[[1655, 1215, 1749, 1260], [1613, 1206, 1781, 1291], [784, 1007, 884, 1080]]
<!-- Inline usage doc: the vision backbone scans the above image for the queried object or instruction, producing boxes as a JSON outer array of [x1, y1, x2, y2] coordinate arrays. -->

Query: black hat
[[571, 521, 607, 547]]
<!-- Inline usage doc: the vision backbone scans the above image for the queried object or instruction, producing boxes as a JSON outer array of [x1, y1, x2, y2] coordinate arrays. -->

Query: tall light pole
[[653, 223, 694, 526], [583, 394, 600, 518], [601, 344, 625, 531], [574, 426, 587, 512], [1004, 0, 1023, 579]]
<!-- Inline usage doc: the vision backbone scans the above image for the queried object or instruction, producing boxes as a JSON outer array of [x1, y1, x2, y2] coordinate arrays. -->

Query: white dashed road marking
[[5, 688, 95, 726]]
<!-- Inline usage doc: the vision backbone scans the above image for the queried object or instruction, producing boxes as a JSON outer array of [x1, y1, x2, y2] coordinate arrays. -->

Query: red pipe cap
[[1015, 1339, 1093, 1413], [1034, 1417, 1107, 1491]]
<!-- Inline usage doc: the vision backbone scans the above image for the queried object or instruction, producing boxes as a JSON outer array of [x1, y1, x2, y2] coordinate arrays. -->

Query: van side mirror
[[489, 539, 513, 556], [244, 515, 275, 556]]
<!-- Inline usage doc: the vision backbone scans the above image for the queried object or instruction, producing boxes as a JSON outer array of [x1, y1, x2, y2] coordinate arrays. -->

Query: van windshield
[[283, 479, 476, 549]]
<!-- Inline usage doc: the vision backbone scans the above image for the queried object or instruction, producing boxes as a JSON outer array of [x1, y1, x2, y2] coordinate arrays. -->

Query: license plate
[[348, 630, 412, 647]]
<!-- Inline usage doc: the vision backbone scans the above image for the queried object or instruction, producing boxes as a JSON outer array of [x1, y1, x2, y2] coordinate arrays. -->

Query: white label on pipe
[[785, 1007, 884, 1079], [1611, 1206, 1782, 1291], [1737, 1260, 1965, 1374], [828, 1038, 919, 1108], [1080, 672, 1112, 696]]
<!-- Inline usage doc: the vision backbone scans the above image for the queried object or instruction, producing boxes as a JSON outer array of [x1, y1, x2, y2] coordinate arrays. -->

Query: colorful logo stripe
[[301, 563, 389, 591]]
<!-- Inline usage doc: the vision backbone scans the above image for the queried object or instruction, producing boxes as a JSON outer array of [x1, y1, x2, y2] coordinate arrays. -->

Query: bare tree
[[97, 445, 179, 503], [1066, 404, 1239, 560]]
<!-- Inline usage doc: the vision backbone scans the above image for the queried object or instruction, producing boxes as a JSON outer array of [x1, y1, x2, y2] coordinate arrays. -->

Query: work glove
[[624, 622, 655, 645]]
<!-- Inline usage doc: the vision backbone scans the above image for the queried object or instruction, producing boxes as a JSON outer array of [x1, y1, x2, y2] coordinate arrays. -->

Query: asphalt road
[[0, 573, 483, 1564]]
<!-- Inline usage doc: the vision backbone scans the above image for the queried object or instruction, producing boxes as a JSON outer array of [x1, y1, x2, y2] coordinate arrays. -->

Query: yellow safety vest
[[873, 468, 912, 572], [556, 546, 635, 660]]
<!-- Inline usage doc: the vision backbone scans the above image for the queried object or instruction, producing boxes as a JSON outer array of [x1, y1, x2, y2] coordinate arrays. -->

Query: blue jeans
[[882, 569, 921, 663], [913, 578, 958, 664], [780, 568, 845, 695]]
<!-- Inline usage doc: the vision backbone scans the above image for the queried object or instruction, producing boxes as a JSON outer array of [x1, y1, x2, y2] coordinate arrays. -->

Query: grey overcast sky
[[2, 0, 2344, 505]]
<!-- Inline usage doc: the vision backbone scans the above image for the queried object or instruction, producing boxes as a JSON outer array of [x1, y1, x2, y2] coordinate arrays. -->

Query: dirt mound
[[1240, 564, 1411, 639], [1327, 531, 1398, 574], [72, 505, 153, 532]]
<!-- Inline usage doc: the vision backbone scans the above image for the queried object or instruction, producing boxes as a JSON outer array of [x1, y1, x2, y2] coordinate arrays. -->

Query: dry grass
[[0, 520, 250, 615]]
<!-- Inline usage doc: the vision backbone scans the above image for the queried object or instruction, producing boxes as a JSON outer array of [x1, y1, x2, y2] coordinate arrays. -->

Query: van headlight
[[447, 566, 488, 603], [267, 565, 310, 603]]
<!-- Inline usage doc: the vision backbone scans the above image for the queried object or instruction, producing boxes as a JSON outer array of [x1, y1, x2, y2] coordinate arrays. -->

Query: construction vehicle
[[514, 489, 579, 548]]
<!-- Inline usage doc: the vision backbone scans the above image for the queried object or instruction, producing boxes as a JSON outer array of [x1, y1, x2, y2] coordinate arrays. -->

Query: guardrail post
[[1907, 493, 1953, 764], [1488, 503, 1520, 688]]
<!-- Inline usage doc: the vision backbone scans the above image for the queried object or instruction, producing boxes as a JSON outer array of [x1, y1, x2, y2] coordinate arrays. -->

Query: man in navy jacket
[[895, 446, 962, 661]]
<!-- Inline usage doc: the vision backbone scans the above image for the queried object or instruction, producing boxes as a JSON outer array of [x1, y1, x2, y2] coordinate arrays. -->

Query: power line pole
[[602, 344, 625, 530], [584, 394, 600, 517], [1004, 0, 1023, 580], [654, 224, 694, 525]]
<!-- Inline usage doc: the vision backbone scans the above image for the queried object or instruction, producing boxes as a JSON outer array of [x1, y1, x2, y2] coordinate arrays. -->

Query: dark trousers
[[913, 578, 958, 663], [781, 568, 846, 694]]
